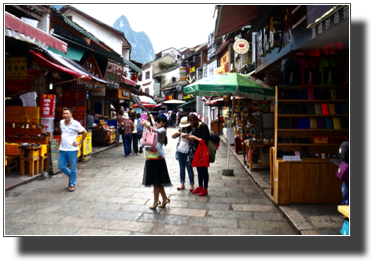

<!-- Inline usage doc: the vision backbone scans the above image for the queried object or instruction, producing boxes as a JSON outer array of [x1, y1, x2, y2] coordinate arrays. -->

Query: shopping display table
[[20, 146, 41, 176], [243, 140, 274, 171]]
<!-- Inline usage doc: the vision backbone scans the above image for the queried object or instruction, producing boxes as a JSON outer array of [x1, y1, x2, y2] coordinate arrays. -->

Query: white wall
[[37, 13, 50, 33], [161, 48, 181, 59], [63, 11, 122, 55], [137, 65, 154, 96]]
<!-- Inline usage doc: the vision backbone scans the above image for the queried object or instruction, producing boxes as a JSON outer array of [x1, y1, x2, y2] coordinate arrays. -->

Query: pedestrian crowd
[[58, 107, 215, 209]]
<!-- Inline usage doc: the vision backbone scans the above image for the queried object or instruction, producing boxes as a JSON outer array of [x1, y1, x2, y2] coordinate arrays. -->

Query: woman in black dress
[[140, 113, 172, 209]]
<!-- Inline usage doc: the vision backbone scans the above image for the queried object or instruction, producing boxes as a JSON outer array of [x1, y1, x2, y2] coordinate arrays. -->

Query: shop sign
[[41, 118, 54, 132], [40, 94, 56, 119], [190, 67, 195, 73], [154, 82, 160, 96], [207, 31, 217, 60], [57, 86, 86, 106], [104, 61, 123, 87], [310, 5, 349, 40], [6, 57, 27, 79], [6, 68, 41, 91], [208, 60, 218, 77], [215, 66, 225, 75], [233, 39, 249, 55]]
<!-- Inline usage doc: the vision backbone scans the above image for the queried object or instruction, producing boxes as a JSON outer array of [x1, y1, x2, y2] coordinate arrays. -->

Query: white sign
[[233, 39, 250, 55], [41, 118, 54, 133]]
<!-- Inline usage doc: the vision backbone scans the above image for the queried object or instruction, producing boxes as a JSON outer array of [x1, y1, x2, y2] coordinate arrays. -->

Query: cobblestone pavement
[[5, 128, 296, 235]]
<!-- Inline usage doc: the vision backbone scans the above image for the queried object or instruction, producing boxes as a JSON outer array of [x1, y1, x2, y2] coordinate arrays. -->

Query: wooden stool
[[5, 155, 19, 175], [20, 146, 41, 176], [39, 155, 49, 174]]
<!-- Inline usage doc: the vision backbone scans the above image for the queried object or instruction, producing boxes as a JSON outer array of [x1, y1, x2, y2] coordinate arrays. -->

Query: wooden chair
[[5, 155, 19, 176]]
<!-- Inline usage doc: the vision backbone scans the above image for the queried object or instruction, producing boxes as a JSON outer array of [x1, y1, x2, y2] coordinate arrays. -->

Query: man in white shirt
[[58, 107, 87, 192]]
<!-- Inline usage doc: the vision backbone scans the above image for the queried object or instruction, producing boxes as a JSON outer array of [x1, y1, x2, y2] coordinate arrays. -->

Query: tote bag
[[142, 127, 158, 147], [191, 140, 210, 167]]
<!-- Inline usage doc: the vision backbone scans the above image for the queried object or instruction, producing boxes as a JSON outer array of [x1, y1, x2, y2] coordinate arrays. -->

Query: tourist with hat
[[121, 112, 134, 157], [172, 116, 195, 192]]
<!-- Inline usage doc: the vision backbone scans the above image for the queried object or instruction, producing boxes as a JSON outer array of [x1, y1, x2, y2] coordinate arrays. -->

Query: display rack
[[272, 85, 348, 204]]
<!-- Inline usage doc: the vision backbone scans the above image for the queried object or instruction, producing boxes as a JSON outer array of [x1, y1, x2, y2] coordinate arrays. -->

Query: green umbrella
[[184, 73, 275, 176], [183, 73, 275, 100]]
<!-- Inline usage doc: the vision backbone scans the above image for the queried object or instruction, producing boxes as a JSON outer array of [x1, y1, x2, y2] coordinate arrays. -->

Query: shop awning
[[42, 49, 106, 83], [123, 57, 142, 74], [122, 76, 136, 86], [29, 50, 86, 78], [47, 44, 86, 62], [178, 99, 196, 107], [5, 27, 49, 50], [5, 11, 68, 53], [131, 94, 148, 112], [214, 5, 261, 38]]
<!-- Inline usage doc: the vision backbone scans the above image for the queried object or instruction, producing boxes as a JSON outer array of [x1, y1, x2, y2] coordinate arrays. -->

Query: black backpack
[[278, 58, 300, 86], [337, 140, 349, 163]]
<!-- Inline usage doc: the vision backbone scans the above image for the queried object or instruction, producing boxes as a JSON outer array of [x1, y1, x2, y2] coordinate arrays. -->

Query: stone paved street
[[5, 128, 295, 235]]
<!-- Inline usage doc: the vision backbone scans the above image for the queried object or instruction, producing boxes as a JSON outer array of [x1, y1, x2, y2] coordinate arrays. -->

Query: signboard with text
[[40, 94, 56, 119], [6, 57, 27, 79], [56, 85, 86, 126]]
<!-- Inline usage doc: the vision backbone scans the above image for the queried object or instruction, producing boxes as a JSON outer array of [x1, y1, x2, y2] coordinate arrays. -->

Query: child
[[172, 117, 194, 192], [140, 113, 171, 209]]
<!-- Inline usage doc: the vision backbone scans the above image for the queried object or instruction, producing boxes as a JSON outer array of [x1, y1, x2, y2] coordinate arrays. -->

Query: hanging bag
[[191, 140, 210, 167], [337, 141, 349, 162], [142, 127, 158, 146], [336, 161, 349, 183], [119, 119, 125, 135]]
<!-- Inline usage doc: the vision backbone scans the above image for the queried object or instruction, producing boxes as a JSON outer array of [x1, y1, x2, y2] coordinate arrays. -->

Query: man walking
[[86, 110, 94, 133], [58, 107, 87, 192]]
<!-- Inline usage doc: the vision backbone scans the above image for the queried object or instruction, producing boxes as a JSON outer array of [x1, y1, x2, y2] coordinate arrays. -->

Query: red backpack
[[299, 59, 317, 85]]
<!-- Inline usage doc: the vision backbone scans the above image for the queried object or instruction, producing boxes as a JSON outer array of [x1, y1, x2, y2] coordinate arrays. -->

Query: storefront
[[247, 5, 350, 205]]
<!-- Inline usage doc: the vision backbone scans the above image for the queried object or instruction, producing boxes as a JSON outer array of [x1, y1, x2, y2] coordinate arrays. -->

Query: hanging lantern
[[223, 95, 231, 107]]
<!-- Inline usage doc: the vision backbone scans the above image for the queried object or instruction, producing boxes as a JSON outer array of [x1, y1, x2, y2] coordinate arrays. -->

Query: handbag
[[336, 161, 349, 183], [142, 127, 158, 146], [191, 140, 210, 167], [119, 120, 125, 135]]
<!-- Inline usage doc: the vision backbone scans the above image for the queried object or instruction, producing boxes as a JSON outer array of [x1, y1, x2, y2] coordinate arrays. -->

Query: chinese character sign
[[40, 94, 56, 119], [6, 57, 27, 79]]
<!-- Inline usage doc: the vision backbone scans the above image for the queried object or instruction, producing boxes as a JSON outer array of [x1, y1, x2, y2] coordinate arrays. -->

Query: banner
[[41, 118, 54, 132], [40, 94, 56, 119]]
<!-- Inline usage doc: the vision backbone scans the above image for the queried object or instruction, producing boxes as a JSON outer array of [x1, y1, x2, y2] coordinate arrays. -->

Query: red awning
[[5, 11, 68, 53], [29, 50, 87, 79], [122, 76, 136, 86], [214, 5, 261, 38]]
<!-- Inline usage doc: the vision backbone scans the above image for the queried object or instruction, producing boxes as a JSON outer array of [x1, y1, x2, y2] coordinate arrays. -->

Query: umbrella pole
[[222, 94, 234, 176]]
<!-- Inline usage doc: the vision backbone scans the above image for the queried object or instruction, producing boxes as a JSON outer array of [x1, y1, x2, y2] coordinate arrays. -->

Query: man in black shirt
[[171, 111, 176, 128]]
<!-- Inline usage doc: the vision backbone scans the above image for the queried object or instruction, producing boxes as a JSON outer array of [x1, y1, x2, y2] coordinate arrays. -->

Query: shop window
[[146, 71, 150, 80]]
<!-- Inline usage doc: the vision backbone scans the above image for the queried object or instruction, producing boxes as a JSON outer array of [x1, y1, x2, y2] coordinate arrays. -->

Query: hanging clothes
[[19, 91, 38, 106]]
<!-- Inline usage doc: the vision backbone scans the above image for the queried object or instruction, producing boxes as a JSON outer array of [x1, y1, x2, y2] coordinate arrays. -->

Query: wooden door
[[291, 163, 319, 203], [319, 163, 344, 203]]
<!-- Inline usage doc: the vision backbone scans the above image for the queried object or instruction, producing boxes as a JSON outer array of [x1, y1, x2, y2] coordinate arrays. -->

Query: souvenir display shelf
[[272, 85, 348, 205], [231, 98, 273, 167]]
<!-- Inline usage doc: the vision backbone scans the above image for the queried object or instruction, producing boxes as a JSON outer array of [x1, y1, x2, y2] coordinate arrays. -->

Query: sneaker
[[191, 186, 202, 194], [198, 188, 208, 196], [136, 152, 139, 155]]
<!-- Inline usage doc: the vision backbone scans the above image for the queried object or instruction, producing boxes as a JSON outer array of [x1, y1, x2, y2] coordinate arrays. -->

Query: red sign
[[56, 85, 86, 126], [6, 68, 41, 91], [40, 94, 56, 119]]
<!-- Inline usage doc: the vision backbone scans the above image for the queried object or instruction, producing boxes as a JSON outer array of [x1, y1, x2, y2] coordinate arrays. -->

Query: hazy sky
[[72, 4, 217, 53]]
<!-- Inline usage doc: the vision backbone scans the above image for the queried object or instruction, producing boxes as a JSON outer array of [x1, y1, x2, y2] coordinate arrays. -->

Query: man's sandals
[[69, 185, 75, 192]]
